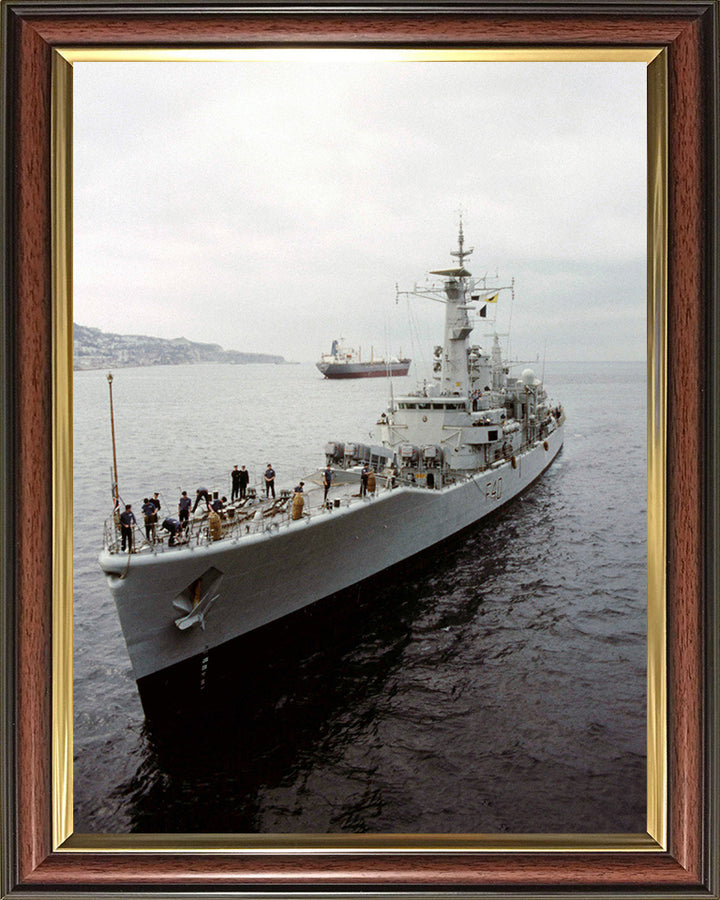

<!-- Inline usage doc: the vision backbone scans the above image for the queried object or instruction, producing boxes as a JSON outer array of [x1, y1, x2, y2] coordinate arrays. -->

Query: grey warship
[[98, 224, 565, 706]]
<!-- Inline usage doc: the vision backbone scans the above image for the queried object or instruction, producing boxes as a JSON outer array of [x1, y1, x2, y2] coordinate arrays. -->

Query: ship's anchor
[[173, 568, 223, 631], [174, 593, 219, 631]]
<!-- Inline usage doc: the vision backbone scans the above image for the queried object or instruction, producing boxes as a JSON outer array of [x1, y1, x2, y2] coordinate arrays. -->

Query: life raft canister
[[291, 492, 305, 520], [208, 510, 222, 541]]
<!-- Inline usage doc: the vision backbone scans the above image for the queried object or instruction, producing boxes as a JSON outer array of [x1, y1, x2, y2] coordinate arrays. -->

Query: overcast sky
[[73, 59, 646, 365]]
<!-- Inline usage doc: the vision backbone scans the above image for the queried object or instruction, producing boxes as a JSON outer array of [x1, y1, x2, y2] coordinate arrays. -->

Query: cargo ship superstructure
[[98, 225, 565, 705]]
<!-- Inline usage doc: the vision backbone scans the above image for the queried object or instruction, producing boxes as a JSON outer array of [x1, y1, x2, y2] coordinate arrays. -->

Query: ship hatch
[[173, 567, 223, 631]]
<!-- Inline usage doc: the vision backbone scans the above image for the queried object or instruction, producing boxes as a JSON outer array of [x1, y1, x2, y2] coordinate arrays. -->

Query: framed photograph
[[1, 2, 717, 897]]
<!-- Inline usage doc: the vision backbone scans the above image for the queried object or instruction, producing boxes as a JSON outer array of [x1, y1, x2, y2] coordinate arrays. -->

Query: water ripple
[[73, 361, 647, 834]]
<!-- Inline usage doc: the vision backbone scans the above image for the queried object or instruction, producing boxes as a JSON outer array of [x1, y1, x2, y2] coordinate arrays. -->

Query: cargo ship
[[316, 340, 411, 378]]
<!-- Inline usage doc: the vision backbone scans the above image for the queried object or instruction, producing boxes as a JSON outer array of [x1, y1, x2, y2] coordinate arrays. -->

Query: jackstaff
[[107, 372, 119, 509]]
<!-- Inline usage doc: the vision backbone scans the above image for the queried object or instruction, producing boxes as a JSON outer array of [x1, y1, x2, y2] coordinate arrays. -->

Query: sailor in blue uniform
[[360, 464, 370, 497], [141, 497, 156, 542], [322, 466, 333, 502], [264, 464, 276, 499], [178, 491, 191, 530], [119, 504, 136, 551], [231, 466, 241, 501], [193, 487, 211, 512], [238, 465, 249, 499], [161, 516, 182, 546]]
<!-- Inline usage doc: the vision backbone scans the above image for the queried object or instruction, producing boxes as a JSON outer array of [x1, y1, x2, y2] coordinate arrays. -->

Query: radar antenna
[[450, 215, 473, 268]]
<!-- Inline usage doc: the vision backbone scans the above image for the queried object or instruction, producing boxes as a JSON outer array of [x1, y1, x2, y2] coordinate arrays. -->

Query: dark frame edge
[[1, 2, 717, 897], [7, 0, 55, 891], [0, 0, 718, 16], [702, 0, 720, 896], [1, 3, 19, 899]]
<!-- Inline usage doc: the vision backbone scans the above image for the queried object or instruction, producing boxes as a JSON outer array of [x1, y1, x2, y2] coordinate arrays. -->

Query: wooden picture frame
[[1, 1, 717, 896]]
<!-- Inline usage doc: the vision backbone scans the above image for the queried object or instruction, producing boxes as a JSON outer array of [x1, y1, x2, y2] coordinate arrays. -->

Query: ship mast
[[430, 218, 475, 397], [396, 218, 512, 398], [450, 216, 473, 269]]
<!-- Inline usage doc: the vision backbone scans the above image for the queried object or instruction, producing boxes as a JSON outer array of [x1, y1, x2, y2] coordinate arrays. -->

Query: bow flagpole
[[107, 372, 120, 512]]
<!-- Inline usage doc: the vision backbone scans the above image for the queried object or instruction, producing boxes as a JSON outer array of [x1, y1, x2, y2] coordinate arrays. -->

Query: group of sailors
[[115, 458, 386, 553], [118, 490, 190, 551], [118, 488, 231, 551], [231, 465, 250, 501], [116, 461, 280, 552]]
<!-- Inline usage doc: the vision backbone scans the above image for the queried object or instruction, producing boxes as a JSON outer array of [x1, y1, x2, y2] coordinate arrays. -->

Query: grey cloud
[[73, 59, 646, 362]]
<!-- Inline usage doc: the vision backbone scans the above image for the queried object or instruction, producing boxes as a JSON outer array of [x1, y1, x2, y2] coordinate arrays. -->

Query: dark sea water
[[73, 360, 646, 834]]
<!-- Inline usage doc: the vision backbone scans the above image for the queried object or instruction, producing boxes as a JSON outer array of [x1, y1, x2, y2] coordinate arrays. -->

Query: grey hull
[[99, 426, 563, 682]]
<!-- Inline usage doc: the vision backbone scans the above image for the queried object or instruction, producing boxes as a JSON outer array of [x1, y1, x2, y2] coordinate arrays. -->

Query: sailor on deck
[[231, 466, 241, 501], [161, 516, 182, 546], [264, 464, 276, 499], [178, 491, 191, 530], [141, 498, 156, 542], [360, 464, 370, 497], [322, 466, 333, 502], [193, 487, 211, 512], [119, 504, 136, 552], [238, 465, 249, 499]]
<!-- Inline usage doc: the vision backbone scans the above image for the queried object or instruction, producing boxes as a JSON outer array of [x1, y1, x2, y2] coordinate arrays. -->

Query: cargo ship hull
[[316, 359, 411, 379]]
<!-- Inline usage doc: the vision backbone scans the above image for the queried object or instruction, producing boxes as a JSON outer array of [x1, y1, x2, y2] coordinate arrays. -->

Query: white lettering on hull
[[485, 477, 503, 502]]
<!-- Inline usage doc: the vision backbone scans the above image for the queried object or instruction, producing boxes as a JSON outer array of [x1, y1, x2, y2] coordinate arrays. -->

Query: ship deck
[[103, 470, 394, 558], [102, 414, 565, 561]]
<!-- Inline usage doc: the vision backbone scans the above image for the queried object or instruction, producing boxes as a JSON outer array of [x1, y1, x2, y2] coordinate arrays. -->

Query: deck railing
[[101, 419, 565, 557]]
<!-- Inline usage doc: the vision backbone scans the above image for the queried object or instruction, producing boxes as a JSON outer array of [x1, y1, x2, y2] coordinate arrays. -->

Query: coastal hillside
[[73, 323, 285, 371]]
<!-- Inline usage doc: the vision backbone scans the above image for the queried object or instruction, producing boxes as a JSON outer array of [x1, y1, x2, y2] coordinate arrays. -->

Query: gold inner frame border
[[51, 46, 667, 854]]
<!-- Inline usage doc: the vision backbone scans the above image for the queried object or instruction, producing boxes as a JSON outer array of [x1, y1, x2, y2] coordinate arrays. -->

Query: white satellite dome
[[521, 368, 537, 385]]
